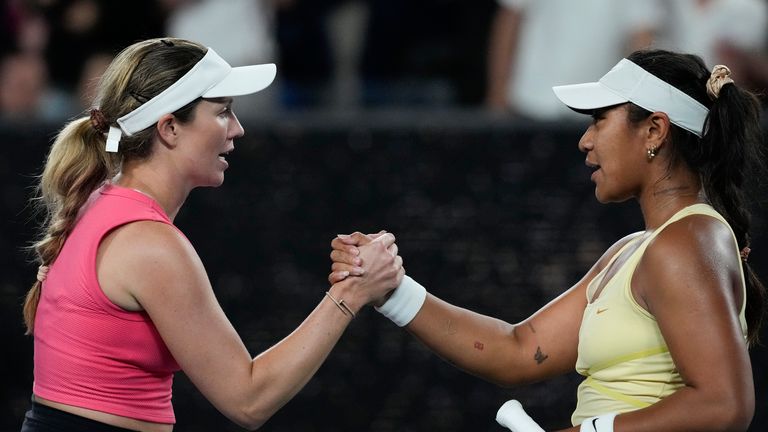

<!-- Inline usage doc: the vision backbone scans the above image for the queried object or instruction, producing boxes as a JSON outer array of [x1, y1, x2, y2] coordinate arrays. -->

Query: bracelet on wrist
[[325, 291, 356, 319]]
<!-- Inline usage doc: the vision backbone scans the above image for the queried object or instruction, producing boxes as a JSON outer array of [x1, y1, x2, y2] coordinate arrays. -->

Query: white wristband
[[374, 275, 426, 326], [580, 413, 617, 432], [495, 400, 545, 432]]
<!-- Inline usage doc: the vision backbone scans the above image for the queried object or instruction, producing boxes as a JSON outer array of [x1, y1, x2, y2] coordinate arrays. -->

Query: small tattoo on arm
[[443, 319, 458, 336], [474, 341, 484, 351], [534, 346, 549, 364]]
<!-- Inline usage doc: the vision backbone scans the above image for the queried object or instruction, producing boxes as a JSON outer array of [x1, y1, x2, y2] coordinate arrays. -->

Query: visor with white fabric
[[105, 48, 277, 152], [552, 59, 709, 137]]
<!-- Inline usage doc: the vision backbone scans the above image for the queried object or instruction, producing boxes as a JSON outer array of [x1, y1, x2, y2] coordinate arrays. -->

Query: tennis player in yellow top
[[331, 49, 765, 431]]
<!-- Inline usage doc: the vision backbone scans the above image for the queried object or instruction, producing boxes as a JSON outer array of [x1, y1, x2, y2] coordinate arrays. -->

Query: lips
[[586, 160, 600, 180]]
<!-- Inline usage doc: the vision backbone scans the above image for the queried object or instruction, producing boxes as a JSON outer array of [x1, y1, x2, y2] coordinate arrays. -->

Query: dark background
[[1, 111, 766, 431]]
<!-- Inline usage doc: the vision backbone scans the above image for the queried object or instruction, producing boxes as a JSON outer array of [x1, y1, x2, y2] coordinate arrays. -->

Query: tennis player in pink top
[[21, 37, 404, 432]]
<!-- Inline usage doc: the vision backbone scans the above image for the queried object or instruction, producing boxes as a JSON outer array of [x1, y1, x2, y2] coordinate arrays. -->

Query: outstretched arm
[[330, 232, 641, 387], [98, 222, 403, 430]]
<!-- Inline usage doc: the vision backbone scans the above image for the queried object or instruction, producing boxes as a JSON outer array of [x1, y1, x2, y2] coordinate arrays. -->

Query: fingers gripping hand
[[328, 231, 394, 284], [349, 233, 403, 305]]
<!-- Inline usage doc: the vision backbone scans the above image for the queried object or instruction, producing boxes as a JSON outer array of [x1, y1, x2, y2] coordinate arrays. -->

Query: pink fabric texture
[[33, 183, 180, 424]]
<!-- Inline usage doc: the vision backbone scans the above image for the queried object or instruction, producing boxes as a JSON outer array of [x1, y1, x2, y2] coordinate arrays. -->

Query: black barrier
[[1, 112, 766, 431]]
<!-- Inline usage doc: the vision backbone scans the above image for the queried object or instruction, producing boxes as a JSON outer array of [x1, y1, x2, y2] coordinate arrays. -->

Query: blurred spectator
[[722, 47, 768, 108], [165, 0, 278, 116], [166, 0, 275, 66], [650, 0, 768, 105], [0, 50, 78, 121], [485, 0, 659, 120], [75, 51, 112, 109], [325, 0, 368, 109], [275, 0, 337, 108], [652, 0, 766, 67], [359, 0, 495, 107], [0, 52, 46, 119], [1, 1, 48, 55], [40, 0, 167, 93], [274, 0, 495, 109]]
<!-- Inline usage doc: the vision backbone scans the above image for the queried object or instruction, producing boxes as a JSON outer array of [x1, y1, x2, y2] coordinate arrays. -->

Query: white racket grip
[[496, 400, 546, 432]]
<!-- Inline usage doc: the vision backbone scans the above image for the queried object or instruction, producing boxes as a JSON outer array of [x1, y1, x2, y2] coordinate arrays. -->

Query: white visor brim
[[552, 59, 709, 137], [106, 48, 276, 152]]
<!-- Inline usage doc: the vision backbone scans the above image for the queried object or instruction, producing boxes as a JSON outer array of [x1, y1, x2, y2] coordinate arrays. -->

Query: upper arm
[[411, 232, 641, 386], [98, 221, 254, 418], [634, 217, 752, 405], [504, 232, 645, 383]]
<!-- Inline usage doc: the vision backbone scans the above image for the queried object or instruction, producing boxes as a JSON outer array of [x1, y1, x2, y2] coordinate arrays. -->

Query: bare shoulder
[[646, 214, 737, 270], [103, 220, 199, 269], [636, 214, 741, 314], [98, 220, 206, 306]]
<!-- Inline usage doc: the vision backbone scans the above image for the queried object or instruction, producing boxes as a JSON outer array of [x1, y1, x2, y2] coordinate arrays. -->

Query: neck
[[638, 166, 705, 230], [113, 159, 190, 221]]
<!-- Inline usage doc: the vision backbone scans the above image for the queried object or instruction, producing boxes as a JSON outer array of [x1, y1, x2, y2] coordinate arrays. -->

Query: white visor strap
[[105, 48, 231, 152], [601, 59, 709, 137]]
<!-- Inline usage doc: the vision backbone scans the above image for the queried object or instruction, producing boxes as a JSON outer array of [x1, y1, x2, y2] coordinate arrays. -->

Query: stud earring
[[647, 146, 658, 161]]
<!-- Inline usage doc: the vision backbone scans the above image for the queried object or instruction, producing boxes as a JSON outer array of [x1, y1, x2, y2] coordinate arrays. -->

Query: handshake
[[327, 231, 427, 327], [330, 233, 615, 432], [327, 231, 403, 306]]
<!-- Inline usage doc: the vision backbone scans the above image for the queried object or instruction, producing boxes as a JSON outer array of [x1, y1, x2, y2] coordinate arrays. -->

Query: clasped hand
[[329, 231, 404, 307]]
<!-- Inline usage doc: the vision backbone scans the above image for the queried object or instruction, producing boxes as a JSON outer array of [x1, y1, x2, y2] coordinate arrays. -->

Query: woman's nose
[[578, 126, 594, 153], [230, 114, 245, 139]]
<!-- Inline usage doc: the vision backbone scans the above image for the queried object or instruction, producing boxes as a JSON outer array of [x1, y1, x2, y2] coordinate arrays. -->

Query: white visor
[[552, 59, 709, 137], [105, 48, 276, 152]]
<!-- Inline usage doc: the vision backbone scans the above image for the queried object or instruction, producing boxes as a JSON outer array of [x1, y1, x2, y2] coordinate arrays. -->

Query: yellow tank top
[[571, 204, 748, 426]]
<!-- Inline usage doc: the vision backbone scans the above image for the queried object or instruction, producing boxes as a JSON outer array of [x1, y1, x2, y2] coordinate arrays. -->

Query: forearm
[[404, 293, 532, 386], [614, 385, 752, 432], [239, 284, 356, 428], [553, 385, 754, 432]]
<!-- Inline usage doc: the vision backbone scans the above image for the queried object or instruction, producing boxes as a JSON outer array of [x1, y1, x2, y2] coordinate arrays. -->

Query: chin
[[197, 174, 226, 188], [594, 189, 631, 204], [593, 185, 613, 203]]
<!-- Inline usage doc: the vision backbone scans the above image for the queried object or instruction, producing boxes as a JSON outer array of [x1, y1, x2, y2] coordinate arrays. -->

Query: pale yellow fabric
[[571, 204, 748, 426]]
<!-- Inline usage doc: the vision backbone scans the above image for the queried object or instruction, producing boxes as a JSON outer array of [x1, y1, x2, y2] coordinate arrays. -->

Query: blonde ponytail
[[23, 117, 118, 334]]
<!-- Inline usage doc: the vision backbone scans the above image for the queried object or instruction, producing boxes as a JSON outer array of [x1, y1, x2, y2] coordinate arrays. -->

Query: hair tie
[[706, 65, 734, 100], [89, 108, 109, 133], [740, 247, 751, 263], [37, 265, 49, 283]]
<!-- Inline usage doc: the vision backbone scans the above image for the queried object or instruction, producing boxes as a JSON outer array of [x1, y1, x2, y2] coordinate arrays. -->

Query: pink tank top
[[33, 183, 180, 424]]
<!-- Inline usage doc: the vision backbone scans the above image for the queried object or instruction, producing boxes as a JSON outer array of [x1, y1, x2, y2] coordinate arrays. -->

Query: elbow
[[230, 411, 268, 431], [715, 408, 753, 432], [721, 401, 753, 431], [708, 388, 754, 431], [228, 403, 276, 431]]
